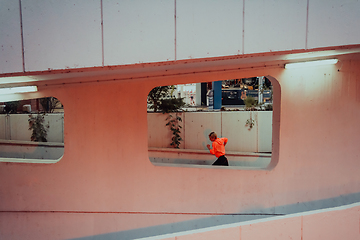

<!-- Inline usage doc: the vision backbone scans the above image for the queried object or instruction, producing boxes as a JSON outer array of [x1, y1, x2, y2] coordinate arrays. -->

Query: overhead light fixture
[[0, 86, 38, 95], [285, 59, 338, 69]]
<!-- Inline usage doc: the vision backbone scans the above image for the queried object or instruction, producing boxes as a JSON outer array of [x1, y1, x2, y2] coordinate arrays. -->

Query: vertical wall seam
[[221, 111, 223, 137], [174, 0, 177, 61], [301, 216, 304, 240], [182, 112, 185, 148], [242, 0, 245, 54], [256, 112, 258, 152], [18, 0, 25, 72], [5, 115, 11, 140], [239, 225, 242, 240], [305, 0, 309, 49], [100, 0, 104, 67]]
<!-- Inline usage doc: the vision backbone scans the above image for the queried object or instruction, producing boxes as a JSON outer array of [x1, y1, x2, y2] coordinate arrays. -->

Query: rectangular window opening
[[147, 76, 279, 170], [0, 97, 64, 163]]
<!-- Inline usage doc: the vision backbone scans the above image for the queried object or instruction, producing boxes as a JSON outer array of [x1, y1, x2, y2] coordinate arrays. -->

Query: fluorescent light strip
[[0, 86, 38, 95], [285, 59, 338, 69]]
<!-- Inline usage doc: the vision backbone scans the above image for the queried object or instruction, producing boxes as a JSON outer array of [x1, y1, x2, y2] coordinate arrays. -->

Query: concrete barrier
[[0, 111, 271, 163], [0, 113, 64, 143], [148, 147, 271, 169], [148, 111, 273, 153], [0, 139, 64, 163], [1, 111, 272, 153]]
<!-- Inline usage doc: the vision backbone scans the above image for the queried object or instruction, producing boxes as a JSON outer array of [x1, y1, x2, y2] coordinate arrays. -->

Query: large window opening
[[147, 76, 279, 170], [0, 97, 64, 163]]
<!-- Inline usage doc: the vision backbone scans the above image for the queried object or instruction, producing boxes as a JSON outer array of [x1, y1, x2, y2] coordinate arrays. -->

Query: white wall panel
[[307, 0, 360, 49], [222, 111, 257, 152], [103, 0, 175, 65], [8, 114, 31, 141], [22, 0, 102, 71], [0, 1, 23, 74], [0, 115, 6, 139], [184, 112, 221, 150], [257, 111, 272, 152], [148, 113, 182, 149], [176, 0, 243, 60], [244, 0, 307, 54]]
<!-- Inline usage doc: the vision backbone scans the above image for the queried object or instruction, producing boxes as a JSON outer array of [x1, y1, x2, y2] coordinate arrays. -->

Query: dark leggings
[[212, 155, 229, 166]]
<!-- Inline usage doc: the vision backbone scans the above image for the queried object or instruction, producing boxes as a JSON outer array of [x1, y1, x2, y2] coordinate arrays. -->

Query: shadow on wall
[[71, 191, 360, 240]]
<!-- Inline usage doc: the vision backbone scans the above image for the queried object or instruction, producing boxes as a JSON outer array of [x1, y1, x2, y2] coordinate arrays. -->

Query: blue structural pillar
[[213, 81, 222, 109]]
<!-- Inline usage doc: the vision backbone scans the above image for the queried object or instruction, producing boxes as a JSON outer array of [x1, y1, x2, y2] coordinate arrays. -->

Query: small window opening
[[147, 76, 279, 170], [0, 97, 64, 163]]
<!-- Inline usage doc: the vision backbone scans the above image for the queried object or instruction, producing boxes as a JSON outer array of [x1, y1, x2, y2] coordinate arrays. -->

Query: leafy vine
[[165, 113, 183, 148]]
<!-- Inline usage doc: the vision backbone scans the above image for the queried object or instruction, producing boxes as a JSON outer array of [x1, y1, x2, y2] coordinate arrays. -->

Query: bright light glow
[[0, 86, 38, 95], [285, 59, 338, 69]]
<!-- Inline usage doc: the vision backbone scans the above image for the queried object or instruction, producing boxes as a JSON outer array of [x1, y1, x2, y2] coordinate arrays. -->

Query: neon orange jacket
[[209, 137, 228, 158]]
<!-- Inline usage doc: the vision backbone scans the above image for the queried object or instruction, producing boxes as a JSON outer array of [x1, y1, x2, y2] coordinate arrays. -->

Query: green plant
[[245, 117, 255, 130], [28, 114, 49, 142], [4, 101, 20, 114], [264, 103, 273, 111], [147, 86, 185, 113], [148, 85, 185, 148], [159, 98, 185, 113], [244, 96, 258, 111], [39, 97, 61, 113], [244, 96, 257, 130], [166, 113, 182, 148]]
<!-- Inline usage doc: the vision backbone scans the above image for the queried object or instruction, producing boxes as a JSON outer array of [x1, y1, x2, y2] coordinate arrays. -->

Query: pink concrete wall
[[0, 59, 360, 239]]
